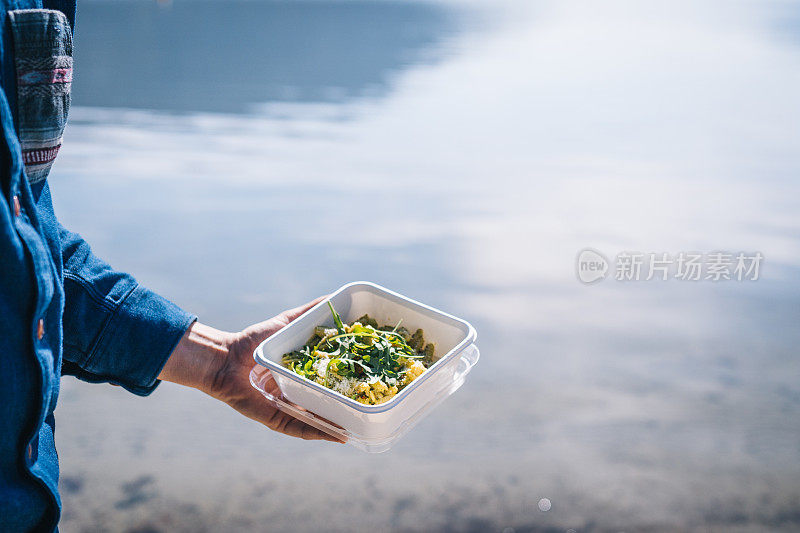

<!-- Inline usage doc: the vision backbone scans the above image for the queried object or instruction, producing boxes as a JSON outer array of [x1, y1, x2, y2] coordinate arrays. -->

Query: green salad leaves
[[281, 302, 435, 396]]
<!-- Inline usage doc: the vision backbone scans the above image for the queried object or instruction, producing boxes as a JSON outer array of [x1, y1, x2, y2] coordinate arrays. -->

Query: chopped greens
[[281, 302, 435, 405]]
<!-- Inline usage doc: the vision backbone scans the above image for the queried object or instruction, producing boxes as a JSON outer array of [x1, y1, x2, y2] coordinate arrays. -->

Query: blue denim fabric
[[0, 1, 197, 530]]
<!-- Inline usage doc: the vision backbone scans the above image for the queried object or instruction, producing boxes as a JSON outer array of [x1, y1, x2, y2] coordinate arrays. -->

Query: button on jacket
[[0, 1, 197, 530]]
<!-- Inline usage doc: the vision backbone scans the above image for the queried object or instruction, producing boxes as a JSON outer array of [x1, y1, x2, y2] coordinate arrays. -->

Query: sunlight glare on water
[[52, 1, 800, 531]]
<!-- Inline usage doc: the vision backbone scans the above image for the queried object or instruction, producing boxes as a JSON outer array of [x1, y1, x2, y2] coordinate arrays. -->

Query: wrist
[[159, 321, 235, 395]]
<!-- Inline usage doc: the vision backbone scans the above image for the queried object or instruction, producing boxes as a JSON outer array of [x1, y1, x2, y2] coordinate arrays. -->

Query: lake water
[[51, 0, 800, 531]]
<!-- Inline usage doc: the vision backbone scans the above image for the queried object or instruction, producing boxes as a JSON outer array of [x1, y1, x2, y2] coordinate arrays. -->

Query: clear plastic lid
[[249, 344, 480, 453]]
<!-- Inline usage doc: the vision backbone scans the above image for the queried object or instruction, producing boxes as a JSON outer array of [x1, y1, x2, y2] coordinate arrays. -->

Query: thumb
[[277, 295, 329, 325]]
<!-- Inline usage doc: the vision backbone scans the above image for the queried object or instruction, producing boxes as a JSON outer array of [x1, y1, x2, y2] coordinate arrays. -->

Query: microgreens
[[282, 302, 431, 388]]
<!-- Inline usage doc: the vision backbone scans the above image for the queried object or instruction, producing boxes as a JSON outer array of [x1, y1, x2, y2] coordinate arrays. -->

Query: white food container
[[251, 281, 479, 452]]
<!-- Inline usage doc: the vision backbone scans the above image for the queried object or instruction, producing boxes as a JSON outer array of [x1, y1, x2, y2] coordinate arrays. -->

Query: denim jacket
[[0, 1, 197, 530]]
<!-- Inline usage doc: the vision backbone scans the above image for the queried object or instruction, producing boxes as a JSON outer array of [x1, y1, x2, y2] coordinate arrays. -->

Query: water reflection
[[53, 0, 800, 531], [73, 0, 459, 112]]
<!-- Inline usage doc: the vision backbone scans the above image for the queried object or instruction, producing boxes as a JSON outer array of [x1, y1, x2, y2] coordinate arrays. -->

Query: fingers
[[244, 293, 344, 443], [282, 417, 345, 443], [241, 392, 343, 443], [273, 295, 344, 442], [266, 408, 344, 443], [278, 294, 330, 325], [242, 295, 330, 342]]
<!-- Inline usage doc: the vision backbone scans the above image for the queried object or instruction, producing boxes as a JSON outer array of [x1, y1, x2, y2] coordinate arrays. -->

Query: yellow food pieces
[[402, 360, 426, 386], [353, 379, 401, 405], [351, 359, 428, 405]]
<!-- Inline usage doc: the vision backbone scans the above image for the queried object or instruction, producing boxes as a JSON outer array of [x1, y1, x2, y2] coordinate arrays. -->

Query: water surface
[[52, 0, 800, 531]]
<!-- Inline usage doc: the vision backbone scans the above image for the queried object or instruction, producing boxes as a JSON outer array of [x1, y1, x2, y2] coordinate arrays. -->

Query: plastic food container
[[251, 281, 479, 452]]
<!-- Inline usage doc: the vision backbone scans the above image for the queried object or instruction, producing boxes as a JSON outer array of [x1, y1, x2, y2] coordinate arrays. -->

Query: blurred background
[[52, 0, 800, 531]]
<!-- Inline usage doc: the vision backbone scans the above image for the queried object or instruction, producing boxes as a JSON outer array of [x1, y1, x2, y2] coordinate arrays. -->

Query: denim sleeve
[[59, 224, 197, 396]]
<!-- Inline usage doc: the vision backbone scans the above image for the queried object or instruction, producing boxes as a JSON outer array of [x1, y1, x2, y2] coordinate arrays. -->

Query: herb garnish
[[281, 301, 435, 403]]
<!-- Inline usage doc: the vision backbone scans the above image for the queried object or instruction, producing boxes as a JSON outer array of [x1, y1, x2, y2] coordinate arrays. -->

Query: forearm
[[158, 322, 233, 394], [57, 217, 196, 394]]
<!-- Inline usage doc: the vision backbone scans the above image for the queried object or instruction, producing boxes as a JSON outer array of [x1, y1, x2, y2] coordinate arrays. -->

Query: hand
[[159, 296, 342, 442]]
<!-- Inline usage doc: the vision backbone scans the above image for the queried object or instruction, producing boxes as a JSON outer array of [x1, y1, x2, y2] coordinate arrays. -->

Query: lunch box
[[250, 281, 479, 452]]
